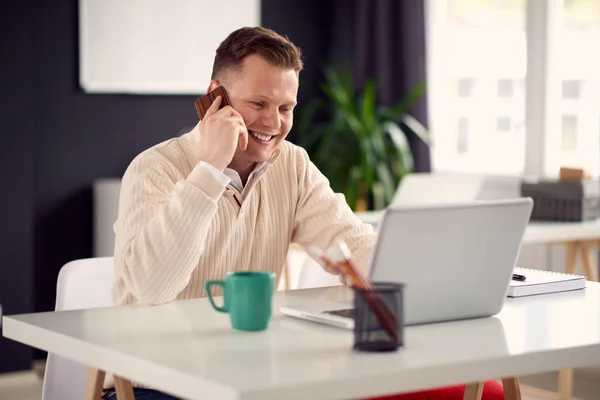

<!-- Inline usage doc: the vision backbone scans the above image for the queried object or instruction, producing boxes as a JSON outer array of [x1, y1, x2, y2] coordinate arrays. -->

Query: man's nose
[[262, 108, 281, 130]]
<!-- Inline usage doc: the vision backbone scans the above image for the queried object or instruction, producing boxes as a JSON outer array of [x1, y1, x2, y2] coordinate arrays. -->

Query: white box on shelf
[[93, 179, 122, 257]]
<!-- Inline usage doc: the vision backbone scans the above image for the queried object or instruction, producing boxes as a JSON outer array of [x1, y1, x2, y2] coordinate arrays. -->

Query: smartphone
[[194, 86, 232, 120]]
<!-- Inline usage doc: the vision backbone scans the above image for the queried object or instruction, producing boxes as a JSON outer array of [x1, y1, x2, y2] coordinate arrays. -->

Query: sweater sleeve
[[290, 147, 377, 277], [112, 154, 227, 305]]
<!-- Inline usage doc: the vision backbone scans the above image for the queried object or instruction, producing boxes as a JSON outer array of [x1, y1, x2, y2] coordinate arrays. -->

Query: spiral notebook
[[508, 267, 586, 298]]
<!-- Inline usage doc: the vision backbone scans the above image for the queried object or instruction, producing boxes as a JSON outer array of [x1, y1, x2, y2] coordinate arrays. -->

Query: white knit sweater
[[111, 124, 376, 306]]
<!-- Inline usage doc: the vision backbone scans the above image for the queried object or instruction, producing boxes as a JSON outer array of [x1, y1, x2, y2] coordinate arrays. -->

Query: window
[[457, 117, 469, 153], [562, 80, 581, 99], [497, 116, 512, 132], [556, 0, 600, 174], [561, 115, 578, 152], [427, 0, 526, 175], [498, 79, 515, 98], [427, 0, 600, 178], [458, 78, 476, 98]]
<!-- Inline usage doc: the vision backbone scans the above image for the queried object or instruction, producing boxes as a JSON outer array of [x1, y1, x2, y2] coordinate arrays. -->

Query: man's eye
[[251, 102, 264, 107]]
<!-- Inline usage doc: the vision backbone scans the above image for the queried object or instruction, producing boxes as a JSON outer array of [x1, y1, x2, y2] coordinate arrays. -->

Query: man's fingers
[[225, 115, 247, 129], [224, 114, 248, 150], [238, 127, 249, 151], [203, 100, 248, 150], [203, 95, 222, 118], [228, 107, 245, 120], [323, 265, 341, 275], [215, 105, 236, 116]]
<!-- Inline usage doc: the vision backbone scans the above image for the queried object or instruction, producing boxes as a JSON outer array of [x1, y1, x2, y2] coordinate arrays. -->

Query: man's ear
[[206, 80, 221, 93]]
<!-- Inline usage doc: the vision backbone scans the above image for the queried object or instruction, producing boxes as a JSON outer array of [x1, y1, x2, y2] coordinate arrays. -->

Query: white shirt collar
[[224, 162, 268, 194]]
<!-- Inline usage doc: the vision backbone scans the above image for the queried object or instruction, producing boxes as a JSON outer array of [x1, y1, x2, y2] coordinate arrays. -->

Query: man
[[107, 27, 503, 400], [110, 26, 375, 308]]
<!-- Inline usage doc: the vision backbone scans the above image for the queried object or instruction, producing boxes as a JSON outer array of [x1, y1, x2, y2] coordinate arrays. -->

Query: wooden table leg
[[557, 241, 586, 400], [84, 368, 106, 400], [565, 242, 579, 275], [558, 368, 573, 400], [114, 376, 135, 400], [502, 377, 522, 400], [283, 259, 291, 290], [579, 241, 598, 282], [463, 382, 484, 400]]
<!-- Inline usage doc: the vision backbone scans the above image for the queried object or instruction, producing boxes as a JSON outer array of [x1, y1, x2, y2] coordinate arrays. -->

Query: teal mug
[[204, 271, 276, 331]]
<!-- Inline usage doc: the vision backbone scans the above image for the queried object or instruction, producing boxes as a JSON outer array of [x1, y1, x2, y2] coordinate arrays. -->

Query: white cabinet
[[92, 179, 122, 257]]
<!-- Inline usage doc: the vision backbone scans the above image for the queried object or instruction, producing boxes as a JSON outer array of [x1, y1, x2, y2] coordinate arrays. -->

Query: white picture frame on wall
[[79, 0, 261, 95]]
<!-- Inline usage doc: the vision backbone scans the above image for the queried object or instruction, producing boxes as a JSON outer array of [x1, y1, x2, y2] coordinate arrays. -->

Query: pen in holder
[[310, 241, 402, 349]]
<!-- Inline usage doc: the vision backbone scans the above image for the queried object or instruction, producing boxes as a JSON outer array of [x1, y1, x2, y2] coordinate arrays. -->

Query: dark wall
[[31, 1, 202, 325], [0, 0, 35, 373], [0, 0, 350, 372]]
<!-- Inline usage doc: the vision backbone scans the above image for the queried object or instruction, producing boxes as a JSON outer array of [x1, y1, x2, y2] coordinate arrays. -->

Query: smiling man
[[111, 27, 376, 308], [108, 26, 505, 400]]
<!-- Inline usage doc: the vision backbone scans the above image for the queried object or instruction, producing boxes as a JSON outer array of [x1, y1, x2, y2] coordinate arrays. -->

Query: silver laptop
[[280, 198, 533, 328]]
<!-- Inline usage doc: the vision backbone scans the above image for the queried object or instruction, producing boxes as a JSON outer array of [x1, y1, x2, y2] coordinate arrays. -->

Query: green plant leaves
[[382, 120, 414, 173], [401, 114, 432, 146], [295, 67, 430, 210], [361, 80, 377, 132]]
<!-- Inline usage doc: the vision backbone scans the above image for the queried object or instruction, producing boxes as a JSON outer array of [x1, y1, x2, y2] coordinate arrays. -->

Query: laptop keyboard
[[324, 308, 355, 319]]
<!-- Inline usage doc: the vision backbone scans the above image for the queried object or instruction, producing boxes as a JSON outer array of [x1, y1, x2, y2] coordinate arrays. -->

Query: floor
[[0, 370, 43, 400], [0, 367, 598, 400]]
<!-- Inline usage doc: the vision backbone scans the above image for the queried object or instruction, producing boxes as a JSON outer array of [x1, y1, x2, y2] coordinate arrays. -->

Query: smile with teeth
[[250, 131, 275, 142]]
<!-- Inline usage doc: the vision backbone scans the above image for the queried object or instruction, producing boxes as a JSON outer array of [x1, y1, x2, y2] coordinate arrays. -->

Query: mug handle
[[204, 280, 228, 313]]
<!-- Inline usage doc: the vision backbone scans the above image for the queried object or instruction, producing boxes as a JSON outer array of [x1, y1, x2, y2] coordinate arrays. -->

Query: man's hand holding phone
[[197, 95, 249, 172]]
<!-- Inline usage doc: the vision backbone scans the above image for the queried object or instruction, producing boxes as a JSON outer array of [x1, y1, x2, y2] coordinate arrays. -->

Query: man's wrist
[[198, 161, 231, 187], [201, 159, 226, 172]]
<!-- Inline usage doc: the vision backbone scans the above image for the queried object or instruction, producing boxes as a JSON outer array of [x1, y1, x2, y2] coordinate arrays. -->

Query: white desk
[[523, 219, 600, 244], [4, 284, 600, 400], [356, 211, 600, 244]]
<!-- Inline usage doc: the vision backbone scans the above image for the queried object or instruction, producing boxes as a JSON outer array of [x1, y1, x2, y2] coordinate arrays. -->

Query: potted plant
[[295, 67, 430, 211]]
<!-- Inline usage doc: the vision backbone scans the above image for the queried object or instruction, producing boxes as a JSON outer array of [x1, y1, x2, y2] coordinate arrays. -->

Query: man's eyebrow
[[250, 94, 297, 106]]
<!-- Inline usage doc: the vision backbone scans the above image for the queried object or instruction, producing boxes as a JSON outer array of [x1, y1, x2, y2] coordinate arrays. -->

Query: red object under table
[[361, 380, 505, 400]]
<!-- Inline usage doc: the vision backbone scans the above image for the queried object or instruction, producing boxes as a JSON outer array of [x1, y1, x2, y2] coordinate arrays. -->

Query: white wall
[[79, 0, 260, 94]]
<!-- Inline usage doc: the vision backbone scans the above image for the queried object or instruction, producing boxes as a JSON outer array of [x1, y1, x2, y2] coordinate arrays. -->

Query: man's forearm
[[113, 165, 226, 305]]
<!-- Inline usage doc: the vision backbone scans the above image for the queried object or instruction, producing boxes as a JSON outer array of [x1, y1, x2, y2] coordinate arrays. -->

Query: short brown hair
[[211, 27, 303, 80]]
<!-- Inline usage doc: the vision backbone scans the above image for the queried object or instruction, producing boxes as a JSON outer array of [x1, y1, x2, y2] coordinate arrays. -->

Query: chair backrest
[[392, 172, 486, 206], [391, 172, 521, 206], [296, 256, 342, 289], [42, 257, 115, 400]]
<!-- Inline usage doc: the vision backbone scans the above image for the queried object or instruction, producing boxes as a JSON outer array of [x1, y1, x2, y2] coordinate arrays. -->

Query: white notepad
[[508, 267, 587, 298]]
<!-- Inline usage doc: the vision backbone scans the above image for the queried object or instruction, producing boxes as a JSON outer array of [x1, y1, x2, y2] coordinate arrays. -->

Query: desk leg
[[283, 259, 291, 291], [114, 376, 135, 400], [558, 368, 573, 400], [560, 241, 580, 400], [579, 241, 599, 282], [84, 368, 106, 400], [502, 377, 522, 400], [565, 242, 579, 275], [463, 382, 484, 400]]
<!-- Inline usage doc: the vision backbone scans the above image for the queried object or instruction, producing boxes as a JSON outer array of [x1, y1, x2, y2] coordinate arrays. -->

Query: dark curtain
[[353, 0, 431, 172]]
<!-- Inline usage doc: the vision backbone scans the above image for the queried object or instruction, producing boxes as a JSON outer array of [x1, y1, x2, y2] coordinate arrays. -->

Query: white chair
[[295, 253, 342, 289], [42, 257, 115, 400]]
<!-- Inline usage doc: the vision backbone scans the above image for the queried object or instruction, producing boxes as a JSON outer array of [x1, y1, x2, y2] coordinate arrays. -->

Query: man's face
[[208, 54, 299, 165]]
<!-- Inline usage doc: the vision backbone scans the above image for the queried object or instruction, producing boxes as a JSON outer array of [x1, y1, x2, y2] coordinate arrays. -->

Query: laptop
[[280, 197, 533, 329]]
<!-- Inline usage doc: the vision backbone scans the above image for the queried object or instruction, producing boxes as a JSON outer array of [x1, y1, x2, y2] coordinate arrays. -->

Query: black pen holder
[[352, 282, 404, 352]]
